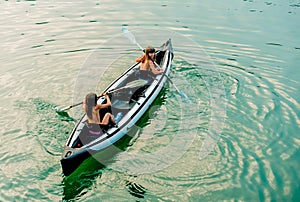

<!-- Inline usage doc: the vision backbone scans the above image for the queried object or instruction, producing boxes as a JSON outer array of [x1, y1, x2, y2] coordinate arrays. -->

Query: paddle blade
[[179, 91, 191, 103], [107, 80, 148, 94], [122, 27, 136, 44], [54, 107, 76, 121], [125, 80, 148, 88], [122, 27, 144, 51], [55, 107, 71, 116]]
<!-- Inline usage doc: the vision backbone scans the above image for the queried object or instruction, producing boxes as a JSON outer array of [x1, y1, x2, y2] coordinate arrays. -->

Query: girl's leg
[[101, 113, 116, 125]]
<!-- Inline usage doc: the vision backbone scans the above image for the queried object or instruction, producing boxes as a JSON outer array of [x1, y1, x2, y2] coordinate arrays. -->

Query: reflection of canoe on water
[[60, 39, 174, 176]]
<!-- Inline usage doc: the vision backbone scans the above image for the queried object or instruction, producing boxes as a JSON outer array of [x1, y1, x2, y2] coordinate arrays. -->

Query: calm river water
[[1, 0, 299, 201]]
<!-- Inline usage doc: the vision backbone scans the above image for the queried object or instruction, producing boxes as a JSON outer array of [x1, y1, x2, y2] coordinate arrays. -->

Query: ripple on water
[[1, 10, 298, 199], [205, 33, 300, 199]]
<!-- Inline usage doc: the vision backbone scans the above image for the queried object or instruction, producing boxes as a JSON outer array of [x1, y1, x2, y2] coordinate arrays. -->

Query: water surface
[[0, 0, 299, 201]]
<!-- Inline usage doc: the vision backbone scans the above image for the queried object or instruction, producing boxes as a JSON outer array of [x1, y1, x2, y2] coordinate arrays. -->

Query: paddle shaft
[[149, 58, 183, 95], [59, 96, 100, 111], [58, 81, 145, 112]]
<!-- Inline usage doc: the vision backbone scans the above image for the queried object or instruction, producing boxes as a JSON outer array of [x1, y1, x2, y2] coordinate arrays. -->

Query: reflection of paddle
[[122, 27, 190, 102], [112, 100, 132, 109], [56, 80, 147, 115]]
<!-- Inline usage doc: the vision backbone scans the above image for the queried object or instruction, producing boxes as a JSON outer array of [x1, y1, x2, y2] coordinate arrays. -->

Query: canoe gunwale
[[60, 39, 173, 176]]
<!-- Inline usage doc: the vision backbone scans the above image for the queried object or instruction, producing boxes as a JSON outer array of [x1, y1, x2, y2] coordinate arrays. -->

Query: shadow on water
[[61, 133, 133, 201], [61, 157, 104, 201], [61, 88, 167, 201]]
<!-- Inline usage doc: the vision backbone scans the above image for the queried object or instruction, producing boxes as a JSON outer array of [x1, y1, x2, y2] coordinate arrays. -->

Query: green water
[[1, 0, 299, 201]]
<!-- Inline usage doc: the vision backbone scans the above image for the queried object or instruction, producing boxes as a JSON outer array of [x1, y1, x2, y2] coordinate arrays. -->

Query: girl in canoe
[[83, 92, 116, 132], [136, 46, 164, 81]]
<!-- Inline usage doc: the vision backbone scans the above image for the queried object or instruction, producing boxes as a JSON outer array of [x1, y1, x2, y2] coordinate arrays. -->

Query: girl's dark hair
[[145, 46, 156, 62], [145, 46, 155, 54], [85, 93, 97, 119], [136, 46, 156, 64]]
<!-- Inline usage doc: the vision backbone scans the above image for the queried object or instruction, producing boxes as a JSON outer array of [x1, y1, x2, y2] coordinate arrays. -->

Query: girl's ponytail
[[85, 93, 97, 119]]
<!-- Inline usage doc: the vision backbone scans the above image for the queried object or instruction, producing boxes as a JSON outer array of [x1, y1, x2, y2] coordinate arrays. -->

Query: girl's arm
[[136, 54, 145, 62], [150, 62, 164, 75], [96, 93, 111, 109], [82, 101, 87, 110]]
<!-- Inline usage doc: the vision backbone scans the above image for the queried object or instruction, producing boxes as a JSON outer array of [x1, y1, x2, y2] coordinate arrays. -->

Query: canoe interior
[[60, 39, 173, 176], [66, 41, 172, 149]]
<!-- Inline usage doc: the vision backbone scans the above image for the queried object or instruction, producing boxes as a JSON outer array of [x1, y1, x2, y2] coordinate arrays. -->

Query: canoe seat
[[72, 122, 105, 147], [130, 84, 149, 103]]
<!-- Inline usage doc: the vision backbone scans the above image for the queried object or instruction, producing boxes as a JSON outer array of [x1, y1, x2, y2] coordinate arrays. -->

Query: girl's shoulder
[[136, 54, 145, 62]]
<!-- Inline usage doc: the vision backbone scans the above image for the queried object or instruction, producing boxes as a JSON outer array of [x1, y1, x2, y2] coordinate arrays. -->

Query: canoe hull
[[61, 39, 173, 176]]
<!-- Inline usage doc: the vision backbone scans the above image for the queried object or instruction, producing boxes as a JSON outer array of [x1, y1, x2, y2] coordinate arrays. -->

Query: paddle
[[121, 27, 190, 102], [150, 58, 190, 101], [56, 80, 147, 114]]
